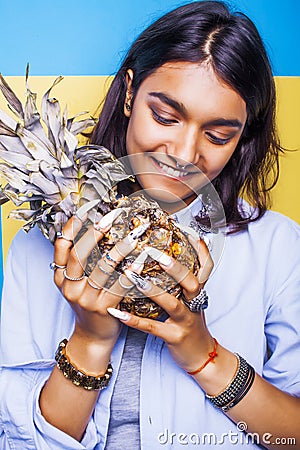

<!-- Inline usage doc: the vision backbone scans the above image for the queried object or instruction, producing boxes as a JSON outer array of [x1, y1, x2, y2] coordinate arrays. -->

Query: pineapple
[[87, 194, 200, 318], [0, 70, 199, 319]]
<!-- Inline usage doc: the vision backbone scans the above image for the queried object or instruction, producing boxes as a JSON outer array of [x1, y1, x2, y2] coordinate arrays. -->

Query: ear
[[124, 69, 134, 117]]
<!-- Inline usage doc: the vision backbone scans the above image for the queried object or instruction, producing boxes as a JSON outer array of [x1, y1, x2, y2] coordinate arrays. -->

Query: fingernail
[[130, 250, 148, 271], [124, 269, 151, 291], [176, 223, 199, 241], [107, 307, 130, 321], [96, 208, 123, 231], [144, 247, 173, 267], [124, 222, 150, 245], [75, 199, 100, 222]]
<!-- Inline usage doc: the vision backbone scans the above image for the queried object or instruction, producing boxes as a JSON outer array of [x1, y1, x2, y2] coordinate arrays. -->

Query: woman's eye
[[206, 132, 231, 145], [151, 109, 177, 125]]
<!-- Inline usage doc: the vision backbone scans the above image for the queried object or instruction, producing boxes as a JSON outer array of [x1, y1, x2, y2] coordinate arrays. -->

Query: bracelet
[[205, 354, 255, 411], [187, 338, 218, 375], [55, 339, 113, 391]]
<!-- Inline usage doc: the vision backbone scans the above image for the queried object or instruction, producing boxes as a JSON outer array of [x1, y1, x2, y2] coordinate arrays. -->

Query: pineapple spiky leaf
[[0, 71, 133, 241]]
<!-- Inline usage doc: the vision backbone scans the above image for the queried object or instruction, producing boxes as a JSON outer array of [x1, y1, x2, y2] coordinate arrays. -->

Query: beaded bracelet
[[55, 339, 113, 391], [206, 354, 255, 411]]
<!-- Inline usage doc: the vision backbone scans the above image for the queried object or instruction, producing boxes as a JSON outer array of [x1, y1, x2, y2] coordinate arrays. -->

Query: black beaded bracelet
[[206, 354, 255, 411], [223, 364, 255, 411], [55, 339, 113, 391]]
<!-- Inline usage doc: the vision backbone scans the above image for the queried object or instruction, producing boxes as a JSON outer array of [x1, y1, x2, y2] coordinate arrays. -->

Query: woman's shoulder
[[248, 208, 300, 241], [237, 198, 300, 241]]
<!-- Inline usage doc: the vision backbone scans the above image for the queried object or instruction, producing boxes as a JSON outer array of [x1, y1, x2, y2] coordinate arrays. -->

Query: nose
[[166, 125, 200, 167]]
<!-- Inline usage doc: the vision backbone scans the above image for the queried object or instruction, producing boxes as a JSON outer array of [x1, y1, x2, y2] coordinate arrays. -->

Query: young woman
[[1, 2, 299, 449]]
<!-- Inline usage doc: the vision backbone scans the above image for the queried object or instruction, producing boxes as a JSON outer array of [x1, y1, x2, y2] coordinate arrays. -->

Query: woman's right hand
[[52, 209, 148, 371]]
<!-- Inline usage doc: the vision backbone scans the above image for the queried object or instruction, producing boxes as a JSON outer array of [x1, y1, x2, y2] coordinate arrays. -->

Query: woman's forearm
[[193, 345, 300, 449], [39, 334, 113, 442]]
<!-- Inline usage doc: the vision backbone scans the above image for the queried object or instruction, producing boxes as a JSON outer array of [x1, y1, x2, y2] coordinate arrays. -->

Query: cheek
[[126, 110, 169, 155], [203, 146, 237, 178], [126, 112, 152, 154]]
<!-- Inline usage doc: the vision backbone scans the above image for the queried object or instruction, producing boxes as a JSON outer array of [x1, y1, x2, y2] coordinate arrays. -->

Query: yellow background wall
[[1, 75, 300, 260]]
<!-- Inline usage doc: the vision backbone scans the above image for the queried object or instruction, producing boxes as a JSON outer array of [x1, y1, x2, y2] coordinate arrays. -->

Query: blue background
[[0, 0, 299, 77]]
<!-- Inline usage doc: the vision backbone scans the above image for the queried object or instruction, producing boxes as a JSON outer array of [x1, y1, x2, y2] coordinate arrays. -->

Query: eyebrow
[[148, 91, 243, 129], [148, 92, 188, 118], [202, 118, 243, 129]]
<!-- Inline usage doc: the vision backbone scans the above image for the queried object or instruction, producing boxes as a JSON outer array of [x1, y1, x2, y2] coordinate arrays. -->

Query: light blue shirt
[[1, 203, 300, 449]]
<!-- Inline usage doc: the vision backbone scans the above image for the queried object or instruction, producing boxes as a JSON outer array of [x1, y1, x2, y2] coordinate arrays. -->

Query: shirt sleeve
[[0, 229, 101, 449], [262, 216, 300, 396]]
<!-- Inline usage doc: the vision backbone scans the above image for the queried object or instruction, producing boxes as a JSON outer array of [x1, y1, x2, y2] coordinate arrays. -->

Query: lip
[[150, 156, 197, 181]]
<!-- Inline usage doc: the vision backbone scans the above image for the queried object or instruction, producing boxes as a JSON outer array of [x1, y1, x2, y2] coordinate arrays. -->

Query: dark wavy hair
[[91, 0, 282, 232]]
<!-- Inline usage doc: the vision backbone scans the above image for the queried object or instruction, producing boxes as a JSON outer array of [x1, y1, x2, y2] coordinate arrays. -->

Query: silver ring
[[56, 231, 73, 244], [49, 262, 67, 270], [97, 260, 114, 276], [118, 274, 134, 290], [63, 269, 85, 281], [104, 253, 117, 267], [182, 289, 209, 313], [87, 278, 102, 290]]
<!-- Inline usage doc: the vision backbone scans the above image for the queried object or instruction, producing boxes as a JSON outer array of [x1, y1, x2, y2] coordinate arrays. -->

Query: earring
[[125, 102, 131, 111]]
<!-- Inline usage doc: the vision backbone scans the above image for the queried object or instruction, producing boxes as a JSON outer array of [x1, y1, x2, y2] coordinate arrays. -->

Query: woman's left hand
[[108, 236, 215, 372]]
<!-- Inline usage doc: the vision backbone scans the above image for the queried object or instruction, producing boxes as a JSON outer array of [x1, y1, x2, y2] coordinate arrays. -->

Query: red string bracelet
[[187, 338, 218, 375]]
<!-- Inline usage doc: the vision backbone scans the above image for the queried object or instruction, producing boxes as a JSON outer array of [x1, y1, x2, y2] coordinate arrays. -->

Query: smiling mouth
[[151, 157, 195, 178]]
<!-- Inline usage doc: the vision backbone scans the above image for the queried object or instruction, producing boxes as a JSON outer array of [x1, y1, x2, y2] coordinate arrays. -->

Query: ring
[[87, 278, 102, 290], [104, 253, 118, 267], [49, 262, 67, 270], [97, 260, 114, 276], [56, 231, 73, 244], [182, 289, 209, 313], [118, 274, 135, 290], [63, 269, 85, 281]]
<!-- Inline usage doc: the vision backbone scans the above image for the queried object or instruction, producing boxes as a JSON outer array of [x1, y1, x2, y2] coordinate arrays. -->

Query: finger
[[64, 208, 124, 280], [68, 225, 105, 277], [124, 269, 186, 321], [88, 222, 151, 288], [54, 215, 84, 286], [96, 250, 148, 299], [97, 273, 135, 305], [143, 246, 200, 296], [188, 236, 214, 286], [54, 215, 83, 261], [107, 307, 169, 338]]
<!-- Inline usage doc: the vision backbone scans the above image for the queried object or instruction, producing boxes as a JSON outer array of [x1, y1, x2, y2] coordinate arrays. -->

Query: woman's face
[[125, 62, 247, 210]]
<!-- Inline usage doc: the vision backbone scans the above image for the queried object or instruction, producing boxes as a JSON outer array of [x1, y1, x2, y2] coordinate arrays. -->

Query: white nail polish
[[75, 199, 100, 221], [124, 222, 150, 245], [124, 269, 151, 291], [145, 247, 172, 267], [97, 208, 123, 231], [107, 307, 130, 321], [130, 250, 148, 271]]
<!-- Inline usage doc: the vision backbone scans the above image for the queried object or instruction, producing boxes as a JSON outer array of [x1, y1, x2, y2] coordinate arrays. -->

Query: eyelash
[[206, 133, 231, 146], [151, 109, 177, 125]]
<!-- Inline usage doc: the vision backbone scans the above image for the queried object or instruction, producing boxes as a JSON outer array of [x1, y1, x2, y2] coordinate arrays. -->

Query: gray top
[[105, 327, 147, 449]]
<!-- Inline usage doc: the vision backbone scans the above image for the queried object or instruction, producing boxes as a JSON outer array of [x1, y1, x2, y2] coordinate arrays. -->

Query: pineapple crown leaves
[[0, 65, 133, 241]]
